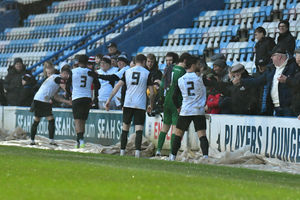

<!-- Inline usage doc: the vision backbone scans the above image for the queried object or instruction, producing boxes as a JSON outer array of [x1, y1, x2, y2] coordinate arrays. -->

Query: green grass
[[0, 146, 300, 200]]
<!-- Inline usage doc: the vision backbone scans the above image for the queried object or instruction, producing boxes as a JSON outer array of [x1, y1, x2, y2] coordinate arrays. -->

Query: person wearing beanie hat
[[87, 56, 96, 70], [97, 55, 118, 110], [212, 59, 230, 83], [276, 20, 295, 56]]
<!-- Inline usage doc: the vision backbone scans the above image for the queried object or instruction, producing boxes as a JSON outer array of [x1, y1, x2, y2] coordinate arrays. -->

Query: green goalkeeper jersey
[[161, 65, 186, 109]]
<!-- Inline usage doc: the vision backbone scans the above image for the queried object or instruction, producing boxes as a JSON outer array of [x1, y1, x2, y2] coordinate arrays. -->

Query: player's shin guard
[[171, 135, 182, 156], [48, 119, 55, 139], [199, 136, 209, 156], [120, 130, 129, 150], [157, 131, 167, 151], [31, 120, 40, 140], [135, 130, 143, 151]]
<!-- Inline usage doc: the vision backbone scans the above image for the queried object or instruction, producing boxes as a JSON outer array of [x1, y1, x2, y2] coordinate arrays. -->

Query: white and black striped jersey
[[174, 72, 206, 116], [72, 67, 93, 101], [97, 67, 118, 102], [34, 74, 61, 103], [121, 65, 152, 110]]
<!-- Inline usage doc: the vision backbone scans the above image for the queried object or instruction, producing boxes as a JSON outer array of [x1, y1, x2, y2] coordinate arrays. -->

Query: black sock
[[77, 132, 84, 142], [171, 135, 182, 156], [200, 136, 209, 156], [48, 119, 55, 140], [31, 120, 40, 140], [120, 130, 129, 150], [135, 130, 143, 151]]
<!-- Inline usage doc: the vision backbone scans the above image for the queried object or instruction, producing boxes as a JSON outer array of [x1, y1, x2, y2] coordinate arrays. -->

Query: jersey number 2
[[187, 81, 195, 96], [80, 75, 87, 87], [131, 72, 140, 85]]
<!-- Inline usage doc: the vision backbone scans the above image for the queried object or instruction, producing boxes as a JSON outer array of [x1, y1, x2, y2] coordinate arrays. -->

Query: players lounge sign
[[210, 115, 300, 163], [15, 109, 123, 146]]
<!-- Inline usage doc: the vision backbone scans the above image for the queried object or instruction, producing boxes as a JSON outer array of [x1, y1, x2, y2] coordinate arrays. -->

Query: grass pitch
[[0, 146, 300, 200]]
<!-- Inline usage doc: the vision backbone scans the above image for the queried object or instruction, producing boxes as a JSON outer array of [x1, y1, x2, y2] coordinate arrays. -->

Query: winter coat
[[276, 31, 296, 56], [241, 57, 298, 113], [285, 67, 300, 115], [255, 36, 275, 66]]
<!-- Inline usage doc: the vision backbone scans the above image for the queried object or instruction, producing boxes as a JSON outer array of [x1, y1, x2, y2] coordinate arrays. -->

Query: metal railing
[[29, 0, 175, 76]]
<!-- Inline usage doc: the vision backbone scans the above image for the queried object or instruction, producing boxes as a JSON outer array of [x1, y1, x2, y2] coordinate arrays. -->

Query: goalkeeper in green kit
[[155, 52, 191, 156]]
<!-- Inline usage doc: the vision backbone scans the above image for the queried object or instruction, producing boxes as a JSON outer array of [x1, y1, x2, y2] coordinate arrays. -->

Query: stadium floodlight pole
[[51, 0, 169, 67], [29, 0, 155, 76]]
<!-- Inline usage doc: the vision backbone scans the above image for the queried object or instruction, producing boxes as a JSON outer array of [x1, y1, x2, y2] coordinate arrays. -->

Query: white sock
[[135, 150, 140, 158], [120, 149, 125, 156], [50, 139, 55, 143], [31, 140, 35, 143], [203, 155, 208, 159]]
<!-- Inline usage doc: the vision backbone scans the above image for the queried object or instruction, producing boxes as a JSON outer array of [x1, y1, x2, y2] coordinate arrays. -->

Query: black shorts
[[32, 100, 53, 118], [123, 107, 146, 125], [176, 115, 206, 132], [72, 97, 91, 120]]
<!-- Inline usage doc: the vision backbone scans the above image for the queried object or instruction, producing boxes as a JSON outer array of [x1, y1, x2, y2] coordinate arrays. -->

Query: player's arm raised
[[105, 80, 124, 111]]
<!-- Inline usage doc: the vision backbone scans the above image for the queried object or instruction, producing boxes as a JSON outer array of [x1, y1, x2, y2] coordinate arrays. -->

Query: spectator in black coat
[[254, 26, 275, 68], [276, 20, 295, 56], [213, 59, 231, 83], [4, 58, 32, 106], [19, 73, 37, 106], [0, 80, 7, 105], [252, 58, 273, 115], [238, 47, 298, 116], [146, 54, 162, 83], [220, 64, 258, 115], [277, 48, 300, 118], [107, 42, 121, 57]]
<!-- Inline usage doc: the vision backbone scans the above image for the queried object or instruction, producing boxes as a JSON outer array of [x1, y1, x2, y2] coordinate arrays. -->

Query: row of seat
[[47, 0, 121, 13], [15, 0, 42, 4], [24, 5, 136, 27], [1, 21, 111, 41], [282, 2, 300, 21], [224, 0, 298, 11], [162, 25, 240, 50], [0, 36, 83, 54], [194, 6, 272, 30]]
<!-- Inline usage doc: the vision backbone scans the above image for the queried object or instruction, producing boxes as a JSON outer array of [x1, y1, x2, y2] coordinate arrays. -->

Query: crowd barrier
[[1, 106, 299, 162]]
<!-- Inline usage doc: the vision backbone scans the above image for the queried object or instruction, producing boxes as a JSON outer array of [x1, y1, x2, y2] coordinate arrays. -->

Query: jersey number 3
[[187, 81, 195, 96], [131, 72, 140, 85], [80, 75, 87, 87]]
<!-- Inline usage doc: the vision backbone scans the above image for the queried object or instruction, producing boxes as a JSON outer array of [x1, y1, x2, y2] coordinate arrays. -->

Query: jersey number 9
[[131, 72, 140, 85]]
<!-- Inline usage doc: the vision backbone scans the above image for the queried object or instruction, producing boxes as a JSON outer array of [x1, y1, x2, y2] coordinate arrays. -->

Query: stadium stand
[[0, 0, 180, 78], [137, 0, 300, 74]]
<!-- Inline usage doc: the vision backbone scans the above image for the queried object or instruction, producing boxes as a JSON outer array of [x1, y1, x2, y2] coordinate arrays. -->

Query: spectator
[[165, 52, 179, 67], [107, 42, 121, 57], [95, 54, 103, 70], [254, 26, 275, 67], [146, 54, 162, 84], [229, 64, 258, 115], [0, 80, 7, 105], [4, 58, 30, 106], [43, 61, 56, 78], [87, 56, 96, 71], [277, 48, 300, 118], [238, 47, 298, 116], [19, 73, 37, 107], [210, 53, 226, 62], [213, 59, 230, 83], [97, 55, 119, 110], [276, 20, 295, 56], [252, 58, 273, 115], [111, 55, 118, 67]]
